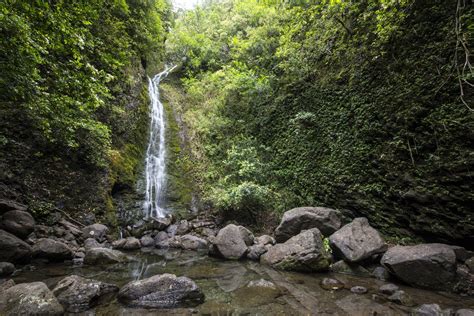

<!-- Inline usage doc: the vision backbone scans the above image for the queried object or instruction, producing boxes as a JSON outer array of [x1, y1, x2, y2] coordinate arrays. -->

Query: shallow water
[[9, 249, 474, 315]]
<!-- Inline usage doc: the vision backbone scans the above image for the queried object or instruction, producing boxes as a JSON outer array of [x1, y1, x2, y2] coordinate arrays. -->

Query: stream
[[12, 248, 474, 315]]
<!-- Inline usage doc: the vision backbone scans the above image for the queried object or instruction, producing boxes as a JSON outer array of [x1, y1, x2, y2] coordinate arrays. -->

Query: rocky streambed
[[1, 201, 474, 315]]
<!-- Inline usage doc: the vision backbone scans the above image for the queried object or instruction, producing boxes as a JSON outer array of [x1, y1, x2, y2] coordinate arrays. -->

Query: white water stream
[[143, 65, 176, 218]]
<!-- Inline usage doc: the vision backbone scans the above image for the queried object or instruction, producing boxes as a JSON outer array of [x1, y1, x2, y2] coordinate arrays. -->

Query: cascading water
[[143, 65, 176, 218]]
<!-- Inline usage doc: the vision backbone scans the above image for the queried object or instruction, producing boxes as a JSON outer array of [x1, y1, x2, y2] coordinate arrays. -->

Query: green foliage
[[168, 0, 474, 244]]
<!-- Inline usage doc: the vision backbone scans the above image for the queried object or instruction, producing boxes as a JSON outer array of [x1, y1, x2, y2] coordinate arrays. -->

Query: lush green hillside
[[0, 0, 170, 224], [166, 0, 474, 246]]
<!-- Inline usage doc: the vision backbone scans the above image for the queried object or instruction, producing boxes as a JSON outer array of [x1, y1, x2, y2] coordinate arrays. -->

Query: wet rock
[[454, 264, 474, 295], [451, 246, 473, 263], [0, 210, 35, 238], [118, 273, 204, 308], [466, 257, 474, 273], [84, 237, 104, 249], [0, 262, 14, 276], [150, 217, 172, 231], [247, 244, 268, 261], [330, 260, 371, 277], [379, 283, 399, 295], [113, 237, 141, 250], [166, 224, 178, 237], [82, 223, 108, 242], [0, 282, 64, 315], [176, 220, 190, 235], [381, 243, 457, 290], [0, 229, 32, 263], [351, 286, 368, 294], [261, 228, 331, 272], [372, 266, 390, 281], [0, 199, 27, 214], [233, 279, 281, 307], [211, 224, 254, 260], [320, 278, 345, 290], [140, 236, 155, 247], [32, 238, 74, 261], [0, 279, 15, 293], [329, 217, 387, 263], [387, 290, 415, 307], [255, 235, 275, 246], [412, 304, 443, 316], [84, 247, 129, 265], [52, 275, 118, 312], [59, 219, 82, 237], [275, 207, 341, 242], [180, 235, 208, 250], [456, 309, 474, 316]]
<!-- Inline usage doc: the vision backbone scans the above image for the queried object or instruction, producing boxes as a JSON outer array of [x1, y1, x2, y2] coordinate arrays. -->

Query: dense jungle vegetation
[[0, 0, 170, 222], [166, 0, 474, 246], [0, 0, 472, 247]]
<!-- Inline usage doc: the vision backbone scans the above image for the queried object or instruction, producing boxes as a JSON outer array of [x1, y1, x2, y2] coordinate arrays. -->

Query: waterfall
[[143, 65, 176, 218]]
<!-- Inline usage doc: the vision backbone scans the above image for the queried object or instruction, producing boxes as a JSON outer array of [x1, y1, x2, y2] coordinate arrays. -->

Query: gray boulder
[[176, 220, 190, 235], [275, 207, 341, 242], [32, 238, 74, 261], [140, 236, 155, 247], [211, 224, 254, 260], [113, 237, 141, 250], [255, 235, 275, 246], [412, 304, 443, 316], [0, 200, 27, 215], [84, 237, 104, 249], [0, 229, 32, 263], [1, 210, 35, 238], [247, 244, 268, 260], [329, 217, 387, 262], [0, 282, 64, 315], [180, 235, 208, 250], [456, 310, 474, 316], [52, 275, 118, 312], [381, 243, 457, 290], [0, 262, 14, 276], [379, 283, 399, 296], [82, 223, 108, 242], [118, 273, 204, 308], [84, 247, 129, 265], [150, 217, 172, 231], [261, 228, 331, 272]]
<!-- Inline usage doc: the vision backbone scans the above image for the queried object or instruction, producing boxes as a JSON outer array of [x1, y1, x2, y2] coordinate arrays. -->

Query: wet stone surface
[[4, 249, 474, 315]]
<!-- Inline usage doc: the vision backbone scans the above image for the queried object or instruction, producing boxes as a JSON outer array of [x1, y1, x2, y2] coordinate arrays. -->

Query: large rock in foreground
[[329, 218, 386, 262], [52, 275, 118, 312], [0, 229, 32, 263], [32, 238, 74, 261], [0, 210, 35, 238], [381, 243, 457, 290], [82, 223, 108, 242], [275, 207, 341, 242], [84, 247, 129, 265], [0, 282, 64, 315], [211, 224, 254, 260], [261, 228, 331, 272], [118, 274, 204, 308]]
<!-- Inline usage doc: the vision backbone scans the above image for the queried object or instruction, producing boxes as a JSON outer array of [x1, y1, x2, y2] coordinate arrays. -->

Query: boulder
[[52, 275, 118, 312], [150, 217, 172, 231], [261, 228, 331, 272], [84, 248, 129, 265], [82, 223, 108, 242], [456, 310, 474, 316], [0, 199, 27, 215], [275, 207, 341, 242], [0, 279, 15, 293], [211, 224, 254, 260], [0, 262, 14, 276], [176, 220, 190, 235], [140, 236, 155, 247], [329, 217, 387, 263], [166, 224, 178, 237], [255, 235, 275, 246], [233, 279, 281, 307], [84, 237, 104, 249], [247, 244, 268, 261], [330, 260, 371, 277], [351, 286, 368, 294], [320, 278, 345, 291], [0, 210, 35, 238], [0, 229, 32, 263], [379, 283, 399, 296], [180, 235, 208, 250], [454, 264, 474, 295], [381, 243, 457, 290], [113, 237, 141, 250], [372, 266, 391, 281], [118, 274, 204, 308], [32, 238, 74, 261], [412, 304, 443, 316], [387, 290, 415, 307], [0, 282, 64, 315]]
